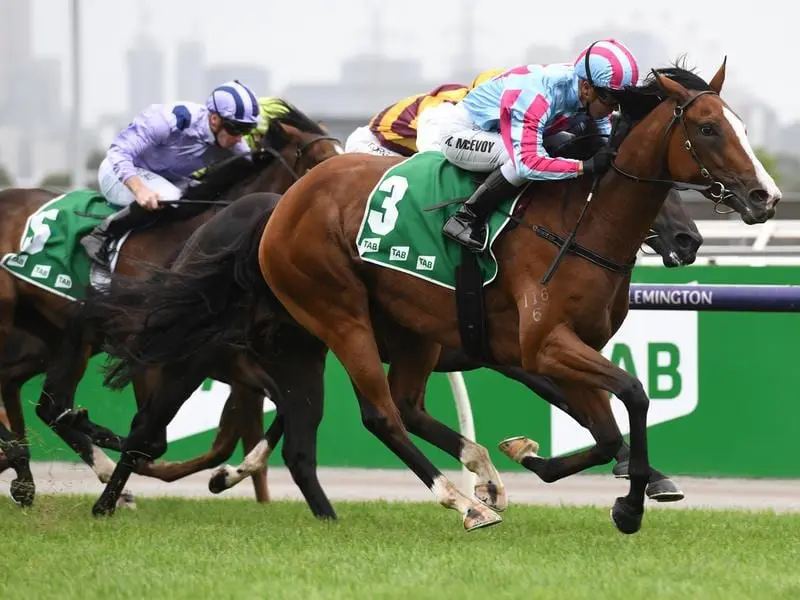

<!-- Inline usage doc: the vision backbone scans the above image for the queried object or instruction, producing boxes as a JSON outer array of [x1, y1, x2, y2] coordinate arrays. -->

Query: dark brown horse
[[75, 175, 698, 517], [252, 61, 779, 533], [0, 102, 342, 506]]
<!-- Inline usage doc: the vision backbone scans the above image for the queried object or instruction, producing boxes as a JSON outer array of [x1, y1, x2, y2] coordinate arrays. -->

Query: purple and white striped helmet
[[207, 80, 260, 125]]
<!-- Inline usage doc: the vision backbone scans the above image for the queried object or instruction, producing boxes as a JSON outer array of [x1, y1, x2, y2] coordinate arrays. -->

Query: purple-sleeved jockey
[[82, 80, 262, 267], [98, 80, 261, 207]]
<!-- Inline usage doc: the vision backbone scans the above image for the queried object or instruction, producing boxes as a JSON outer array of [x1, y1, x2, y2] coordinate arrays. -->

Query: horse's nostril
[[675, 233, 697, 250], [749, 188, 770, 204]]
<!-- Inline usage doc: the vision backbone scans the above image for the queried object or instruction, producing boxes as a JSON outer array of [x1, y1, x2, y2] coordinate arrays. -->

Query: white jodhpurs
[[422, 102, 526, 185], [421, 103, 507, 171], [97, 157, 183, 207], [344, 126, 404, 157]]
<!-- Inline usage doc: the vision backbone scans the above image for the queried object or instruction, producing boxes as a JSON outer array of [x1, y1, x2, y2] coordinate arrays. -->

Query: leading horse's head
[[613, 59, 781, 225]]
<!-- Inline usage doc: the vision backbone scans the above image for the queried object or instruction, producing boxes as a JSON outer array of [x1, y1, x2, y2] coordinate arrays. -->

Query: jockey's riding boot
[[81, 202, 155, 267], [442, 167, 521, 252]]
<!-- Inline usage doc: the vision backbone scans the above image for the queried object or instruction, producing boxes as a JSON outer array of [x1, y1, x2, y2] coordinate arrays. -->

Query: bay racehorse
[[252, 61, 779, 533], [76, 164, 699, 516], [0, 101, 342, 506], [197, 147, 702, 504]]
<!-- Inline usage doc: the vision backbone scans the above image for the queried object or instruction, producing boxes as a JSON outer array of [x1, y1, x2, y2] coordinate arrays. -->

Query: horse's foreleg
[[499, 381, 622, 480], [524, 324, 651, 534], [34, 344, 132, 502], [208, 346, 334, 518], [490, 364, 683, 502], [233, 385, 270, 503], [94, 365, 205, 517], [0, 382, 34, 504], [208, 413, 284, 496]]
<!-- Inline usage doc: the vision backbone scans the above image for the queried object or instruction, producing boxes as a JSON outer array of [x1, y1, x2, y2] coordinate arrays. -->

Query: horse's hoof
[[474, 482, 508, 512], [92, 497, 117, 517], [498, 436, 539, 463], [10, 478, 35, 507], [208, 468, 229, 494], [610, 497, 643, 535], [646, 478, 685, 503], [463, 505, 503, 532], [612, 460, 629, 479], [117, 489, 137, 510]]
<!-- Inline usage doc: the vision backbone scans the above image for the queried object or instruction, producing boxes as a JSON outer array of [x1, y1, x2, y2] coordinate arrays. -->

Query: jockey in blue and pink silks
[[416, 39, 641, 252], [82, 79, 261, 263]]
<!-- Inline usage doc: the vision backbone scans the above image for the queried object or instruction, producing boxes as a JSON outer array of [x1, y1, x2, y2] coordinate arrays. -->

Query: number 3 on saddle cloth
[[355, 151, 526, 363]]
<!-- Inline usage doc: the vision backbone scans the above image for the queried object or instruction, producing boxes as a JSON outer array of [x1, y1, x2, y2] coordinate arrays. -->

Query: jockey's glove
[[582, 146, 616, 176]]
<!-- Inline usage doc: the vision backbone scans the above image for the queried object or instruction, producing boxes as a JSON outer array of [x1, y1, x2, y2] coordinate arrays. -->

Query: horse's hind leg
[[135, 387, 240, 483], [377, 333, 501, 530], [374, 327, 506, 511], [0, 273, 32, 502], [264, 259, 499, 530], [208, 413, 285, 497], [352, 381, 507, 511], [522, 325, 651, 534]]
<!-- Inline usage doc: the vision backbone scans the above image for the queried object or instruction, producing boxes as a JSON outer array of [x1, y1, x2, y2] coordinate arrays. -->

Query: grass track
[[3, 496, 799, 600]]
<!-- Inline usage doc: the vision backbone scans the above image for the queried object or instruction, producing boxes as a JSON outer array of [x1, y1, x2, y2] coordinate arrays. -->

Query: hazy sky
[[28, 0, 793, 125]]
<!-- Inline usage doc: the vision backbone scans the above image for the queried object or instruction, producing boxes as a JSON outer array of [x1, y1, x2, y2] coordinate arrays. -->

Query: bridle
[[610, 87, 733, 214], [258, 134, 342, 182]]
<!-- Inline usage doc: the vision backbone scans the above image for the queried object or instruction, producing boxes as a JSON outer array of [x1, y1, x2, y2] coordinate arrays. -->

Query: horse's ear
[[652, 69, 691, 102], [708, 56, 727, 94]]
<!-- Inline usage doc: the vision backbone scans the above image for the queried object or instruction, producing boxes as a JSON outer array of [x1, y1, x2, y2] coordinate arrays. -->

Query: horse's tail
[[82, 193, 280, 390]]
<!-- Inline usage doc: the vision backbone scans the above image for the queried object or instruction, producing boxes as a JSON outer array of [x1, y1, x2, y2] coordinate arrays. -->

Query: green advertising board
[[14, 265, 800, 479]]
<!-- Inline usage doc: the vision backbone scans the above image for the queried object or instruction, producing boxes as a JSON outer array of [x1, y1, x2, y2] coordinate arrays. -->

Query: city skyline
[[0, 0, 796, 184], [21, 0, 795, 124]]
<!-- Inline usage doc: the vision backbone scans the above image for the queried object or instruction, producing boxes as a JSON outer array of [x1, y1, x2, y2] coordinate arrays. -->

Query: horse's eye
[[699, 124, 716, 137]]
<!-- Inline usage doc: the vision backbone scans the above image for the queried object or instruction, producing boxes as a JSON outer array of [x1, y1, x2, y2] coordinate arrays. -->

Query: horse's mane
[[260, 98, 326, 136], [609, 57, 714, 123], [189, 98, 324, 201]]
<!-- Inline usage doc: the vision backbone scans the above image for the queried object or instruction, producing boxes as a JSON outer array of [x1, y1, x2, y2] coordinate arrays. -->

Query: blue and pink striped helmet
[[574, 39, 640, 90]]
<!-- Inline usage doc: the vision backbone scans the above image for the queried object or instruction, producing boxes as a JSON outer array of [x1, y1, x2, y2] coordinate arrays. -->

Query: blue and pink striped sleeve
[[499, 88, 581, 181]]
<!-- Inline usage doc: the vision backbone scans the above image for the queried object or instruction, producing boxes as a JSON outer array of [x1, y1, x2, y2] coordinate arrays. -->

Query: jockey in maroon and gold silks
[[367, 68, 505, 156]]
